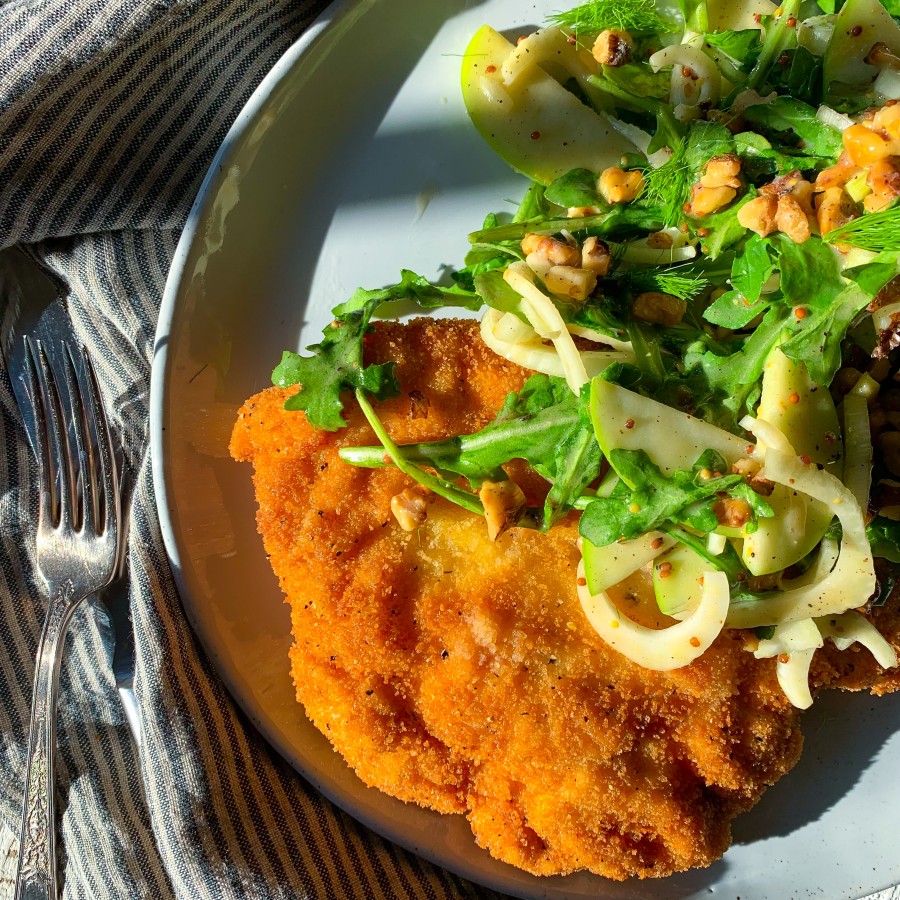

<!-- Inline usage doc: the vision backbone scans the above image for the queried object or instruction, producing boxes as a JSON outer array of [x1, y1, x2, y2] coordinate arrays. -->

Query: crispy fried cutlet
[[230, 318, 898, 880]]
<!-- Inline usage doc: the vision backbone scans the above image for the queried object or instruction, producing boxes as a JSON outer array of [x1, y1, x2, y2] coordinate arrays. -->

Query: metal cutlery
[[0, 246, 139, 738], [12, 339, 121, 900]]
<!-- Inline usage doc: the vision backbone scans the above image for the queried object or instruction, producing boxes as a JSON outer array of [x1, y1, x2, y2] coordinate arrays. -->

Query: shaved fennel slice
[[566, 324, 633, 353], [503, 266, 590, 392], [741, 414, 794, 455], [816, 611, 898, 669], [491, 310, 534, 343], [754, 619, 822, 710], [726, 428, 875, 628], [776, 649, 816, 709], [480, 310, 628, 381], [649, 44, 722, 107], [576, 563, 729, 671], [754, 618, 823, 659], [842, 392, 873, 512]]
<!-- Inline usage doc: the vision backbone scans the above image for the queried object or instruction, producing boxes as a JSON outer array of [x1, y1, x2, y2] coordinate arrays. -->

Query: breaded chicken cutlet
[[230, 318, 900, 880]]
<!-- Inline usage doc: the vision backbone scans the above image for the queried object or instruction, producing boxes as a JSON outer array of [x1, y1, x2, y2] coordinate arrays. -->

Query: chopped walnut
[[737, 195, 778, 238], [631, 291, 687, 327], [814, 151, 861, 191], [591, 29, 633, 66], [479, 479, 527, 541], [581, 236, 611, 276], [774, 194, 812, 243], [752, 171, 815, 243], [731, 458, 775, 496], [747, 572, 781, 592], [646, 231, 674, 249], [598, 167, 643, 204], [390, 485, 434, 532], [877, 432, 900, 479], [867, 42, 900, 69], [714, 497, 753, 529], [865, 158, 900, 212], [689, 184, 737, 217], [815, 186, 858, 238], [700, 154, 742, 189], [520, 233, 581, 267]]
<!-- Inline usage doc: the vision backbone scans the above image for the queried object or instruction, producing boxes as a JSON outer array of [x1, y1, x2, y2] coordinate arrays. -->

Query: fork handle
[[15, 581, 79, 900]]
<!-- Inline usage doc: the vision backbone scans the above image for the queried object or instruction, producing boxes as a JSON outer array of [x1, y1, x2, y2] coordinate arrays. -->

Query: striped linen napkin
[[0, 1, 501, 897]]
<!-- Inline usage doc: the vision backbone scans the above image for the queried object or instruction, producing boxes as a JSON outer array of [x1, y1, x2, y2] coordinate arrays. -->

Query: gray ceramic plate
[[150, 1, 900, 897]]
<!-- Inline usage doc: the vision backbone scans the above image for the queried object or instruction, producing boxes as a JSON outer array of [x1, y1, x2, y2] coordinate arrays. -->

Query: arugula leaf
[[704, 234, 775, 328], [679, 0, 709, 33], [695, 189, 757, 258], [597, 63, 671, 103], [867, 516, 900, 563], [704, 29, 762, 66], [545, 168, 604, 209], [578, 448, 770, 546], [682, 305, 790, 428], [768, 233, 844, 310], [339, 375, 602, 529], [780, 282, 872, 384], [333, 269, 482, 317], [514, 181, 552, 222], [474, 269, 524, 316], [743, 97, 843, 159], [273, 299, 400, 431], [734, 131, 835, 181], [588, 69, 685, 161], [844, 251, 900, 296], [765, 46, 824, 106], [468, 205, 664, 245]]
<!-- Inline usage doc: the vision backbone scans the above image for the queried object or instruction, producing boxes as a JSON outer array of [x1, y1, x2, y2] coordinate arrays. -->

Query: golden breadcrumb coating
[[231, 318, 822, 880]]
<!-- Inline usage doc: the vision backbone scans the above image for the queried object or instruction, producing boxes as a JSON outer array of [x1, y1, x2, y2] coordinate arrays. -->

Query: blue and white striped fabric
[[0, 2, 502, 897]]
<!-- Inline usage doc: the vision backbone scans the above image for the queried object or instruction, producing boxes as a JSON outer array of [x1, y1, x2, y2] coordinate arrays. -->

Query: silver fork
[[13, 339, 121, 900]]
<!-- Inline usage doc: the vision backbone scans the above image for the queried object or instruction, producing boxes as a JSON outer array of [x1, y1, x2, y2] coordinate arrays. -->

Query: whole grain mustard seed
[[657, 562, 673, 579], [689, 637, 701, 648], [789, 392, 800, 404]]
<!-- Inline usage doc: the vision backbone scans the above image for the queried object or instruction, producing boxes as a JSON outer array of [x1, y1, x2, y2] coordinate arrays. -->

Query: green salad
[[272, 0, 900, 708]]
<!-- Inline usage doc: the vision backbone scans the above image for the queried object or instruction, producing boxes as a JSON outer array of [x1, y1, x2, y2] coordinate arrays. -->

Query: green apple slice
[[582, 531, 676, 595], [653, 542, 707, 620], [707, 0, 776, 32], [823, 0, 900, 89], [461, 25, 636, 185], [742, 350, 843, 576]]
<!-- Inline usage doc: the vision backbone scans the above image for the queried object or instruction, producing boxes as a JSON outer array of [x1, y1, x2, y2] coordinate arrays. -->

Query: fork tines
[[23, 338, 118, 539]]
